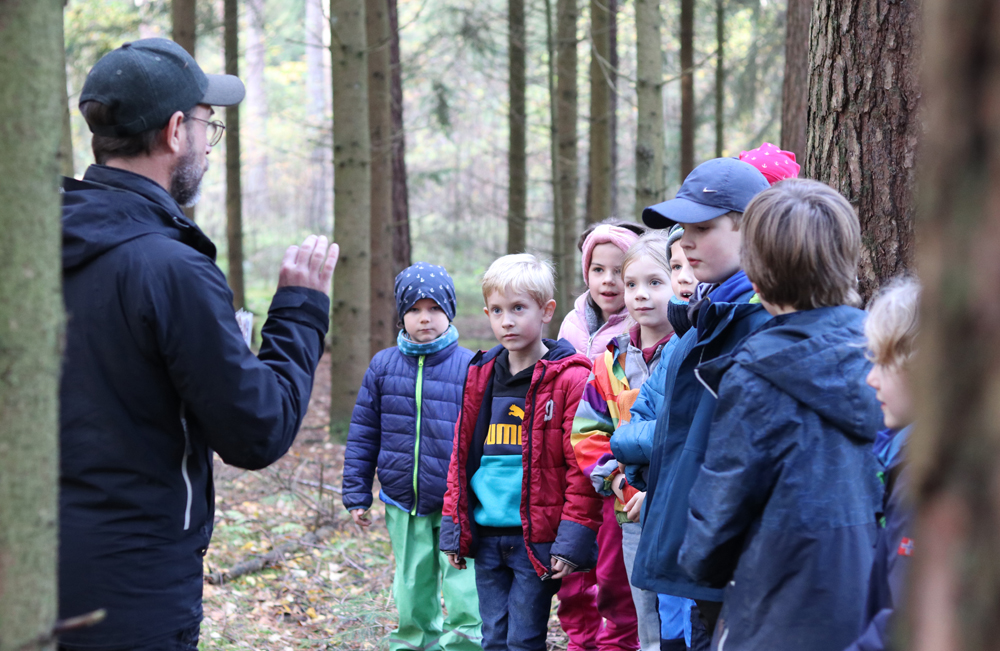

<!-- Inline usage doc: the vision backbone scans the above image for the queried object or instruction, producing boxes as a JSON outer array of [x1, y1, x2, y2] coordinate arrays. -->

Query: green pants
[[383, 505, 482, 651]]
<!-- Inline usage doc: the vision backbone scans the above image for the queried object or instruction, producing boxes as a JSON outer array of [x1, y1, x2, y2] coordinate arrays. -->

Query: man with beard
[[59, 39, 338, 651]]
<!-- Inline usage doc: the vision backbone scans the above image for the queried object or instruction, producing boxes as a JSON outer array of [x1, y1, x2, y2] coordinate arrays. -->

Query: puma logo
[[508, 405, 525, 421]]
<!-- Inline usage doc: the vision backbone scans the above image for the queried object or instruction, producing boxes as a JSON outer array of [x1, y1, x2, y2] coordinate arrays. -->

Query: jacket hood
[[698, 305, 876, 440], [472, 337, 587, 370], [62, 165, 216, 271]]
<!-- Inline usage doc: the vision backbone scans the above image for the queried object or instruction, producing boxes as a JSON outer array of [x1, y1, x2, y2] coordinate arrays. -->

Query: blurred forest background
[[63, 0, 786, 355]]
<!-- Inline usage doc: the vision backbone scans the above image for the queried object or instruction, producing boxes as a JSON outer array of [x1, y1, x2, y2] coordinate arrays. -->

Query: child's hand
[[350, 509, 372, 529], [550, 556, 574, 579], [610, 474, 628, 503], [625, 491, 645, 522], [447, 553, 467, 570]]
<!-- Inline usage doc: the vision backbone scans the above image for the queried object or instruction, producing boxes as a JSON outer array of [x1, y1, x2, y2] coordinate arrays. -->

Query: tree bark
[[59, 1, 73, 178], [329, 0, 371, 421], [0, 1, 64, 649], [679, 0, 694, 180], [224, 0, 245, 309], [608, 0, 617, 216], [806, 0, 919, 300], [714, 0, 724, 158], [545, 0, 563, 329], [507, 0, 527, 254], [586, 0, 612, 224], [388, 0, 410, 274], [245, 0, 270, 223], [554, 0, 578, 325], [635, 0, 665, 218], [367, 0, 396, 355], [780, 0, 810, 159], [172, 0, 196, 55], [907, 1, 1000, 649], [306, 0, 332, 232]]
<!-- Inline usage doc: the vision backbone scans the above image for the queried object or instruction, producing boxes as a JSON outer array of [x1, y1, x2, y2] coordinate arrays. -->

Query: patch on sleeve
[[897, 537, 914, 557]]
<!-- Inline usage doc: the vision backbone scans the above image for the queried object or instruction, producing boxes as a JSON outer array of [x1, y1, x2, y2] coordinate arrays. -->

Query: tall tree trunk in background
[[388, 0, 410, 274], [0, 1, 63, 648], [329, 0, 371, 421], [908, 3, 1000, 649], [635, 0, 665, 218], [806, 0, 919, 300], [224, 0, 245, 309], [507, 0, 527, 254], [554, 0, 578, 324], [714, 0, 724, 158], [608, 0, 617, 216], [367, 0, 395, 354], [545, 0, 563, 330], [586, 0, 612, 224], [59, 1, 73, 178], [780, 0, 810, 159], [173, 0, 197, 222], [246, 0, 270, 223], [679, 0, 694, 180], [306, 0, 332, 232]]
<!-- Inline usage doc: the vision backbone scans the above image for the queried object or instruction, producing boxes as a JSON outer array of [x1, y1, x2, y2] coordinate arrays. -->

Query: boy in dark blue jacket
[[677, 180, 885, 651], [631, 157, 772, 648], [343, 262, 481, 651], [844, 277, 920, 651]]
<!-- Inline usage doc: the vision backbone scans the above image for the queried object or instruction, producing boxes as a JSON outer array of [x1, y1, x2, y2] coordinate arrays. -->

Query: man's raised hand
[[277, 234, 339, 293]]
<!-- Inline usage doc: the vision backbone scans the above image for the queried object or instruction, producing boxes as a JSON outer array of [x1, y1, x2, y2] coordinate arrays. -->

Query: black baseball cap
[[80, 38, 245, 137], [642, 157, 769, 229]]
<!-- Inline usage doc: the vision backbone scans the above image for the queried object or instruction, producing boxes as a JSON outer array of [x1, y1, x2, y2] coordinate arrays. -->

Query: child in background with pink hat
[[556, 218, 643, 651], [739, 142, 801, 185]]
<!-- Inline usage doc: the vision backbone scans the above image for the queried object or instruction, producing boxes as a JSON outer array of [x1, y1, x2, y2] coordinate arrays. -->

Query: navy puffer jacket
[[678, 306, 884, 651], [343, 342, 473, 516]]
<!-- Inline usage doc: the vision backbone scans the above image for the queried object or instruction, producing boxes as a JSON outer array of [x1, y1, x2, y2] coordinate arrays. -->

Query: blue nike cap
[[642, 157, 770, 229]]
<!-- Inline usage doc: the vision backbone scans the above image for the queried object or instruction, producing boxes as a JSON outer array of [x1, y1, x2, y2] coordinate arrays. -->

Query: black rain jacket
[[58, 165, 329, 649]]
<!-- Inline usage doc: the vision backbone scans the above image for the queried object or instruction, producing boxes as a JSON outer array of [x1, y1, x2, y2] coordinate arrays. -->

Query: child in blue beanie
[[342, 262, 482, 651]]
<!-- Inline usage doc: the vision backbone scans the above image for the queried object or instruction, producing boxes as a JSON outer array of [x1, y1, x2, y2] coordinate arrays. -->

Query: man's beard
[[169, 136, 207, 208]]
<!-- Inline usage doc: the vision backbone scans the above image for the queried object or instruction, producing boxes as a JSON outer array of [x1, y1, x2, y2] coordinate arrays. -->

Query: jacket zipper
[[411, 356, 425, 516], [523, 365, 546, 557], [179, 405, 193, 531]]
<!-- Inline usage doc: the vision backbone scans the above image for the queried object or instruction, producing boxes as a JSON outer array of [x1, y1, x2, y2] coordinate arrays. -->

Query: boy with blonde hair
[[677, 179, 885, 651], [440, 254, 603, 651]]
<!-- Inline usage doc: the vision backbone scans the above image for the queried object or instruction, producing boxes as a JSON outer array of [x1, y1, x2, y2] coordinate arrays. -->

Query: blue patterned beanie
[[394, 262, 458, 323]]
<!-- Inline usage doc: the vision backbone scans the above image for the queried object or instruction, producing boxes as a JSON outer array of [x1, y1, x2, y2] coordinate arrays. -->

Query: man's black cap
[[80, 38, 246, 137], [642, 157, 769, 229]]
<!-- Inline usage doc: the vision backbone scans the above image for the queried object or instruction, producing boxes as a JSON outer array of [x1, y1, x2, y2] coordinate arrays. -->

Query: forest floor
[[200, 354, 571, 650]]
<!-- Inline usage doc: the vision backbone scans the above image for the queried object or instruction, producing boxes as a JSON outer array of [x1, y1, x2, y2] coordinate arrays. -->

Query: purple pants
[[557, 497, 639, 651]]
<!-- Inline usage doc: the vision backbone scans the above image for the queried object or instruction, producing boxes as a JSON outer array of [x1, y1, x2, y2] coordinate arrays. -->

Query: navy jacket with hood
[[342, 341, 474, 516], [677, 306, 884, 651], [59, 166, 329, 649], [631, 275, 772, 601]]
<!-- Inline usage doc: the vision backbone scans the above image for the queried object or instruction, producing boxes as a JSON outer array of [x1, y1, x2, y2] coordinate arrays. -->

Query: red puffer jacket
[[440, 339, 603, 577]]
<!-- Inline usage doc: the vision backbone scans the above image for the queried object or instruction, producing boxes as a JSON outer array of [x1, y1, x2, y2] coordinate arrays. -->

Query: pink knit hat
[[739, 143, 801, 185], [580, 224, 641, 281]]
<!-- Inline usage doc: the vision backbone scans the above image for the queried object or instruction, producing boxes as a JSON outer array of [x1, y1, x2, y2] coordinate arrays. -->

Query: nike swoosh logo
[[703, 187, 718, 193]]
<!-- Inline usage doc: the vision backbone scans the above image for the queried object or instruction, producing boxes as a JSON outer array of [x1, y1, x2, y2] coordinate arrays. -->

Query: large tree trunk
[[306, 0, 332, 232], [679, 0, 694, 180], [714, 0, 724, 158], [554, 0, 578, 325], [367, 0, 395, 354], [388, 0, 410, 274], [635, 0, 665, 218], [59, 1, 73, 179], [907, 1, 1000, 648], [545, 0, 562, 328], [245, 0, 270, 223], [0, 1, 64, 649], [608, 0, 617, 216], [586, 0, 612, 224], [780, 0, 810, 160], [329, 0, 371, 421], [173, 0, 197, 222], [224, 0, 245, 309], [508, 0, 527, 254], [806, 0, 919, 300]]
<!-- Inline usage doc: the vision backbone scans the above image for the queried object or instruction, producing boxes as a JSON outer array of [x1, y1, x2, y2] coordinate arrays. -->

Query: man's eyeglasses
[[187, 116, 226, 147]]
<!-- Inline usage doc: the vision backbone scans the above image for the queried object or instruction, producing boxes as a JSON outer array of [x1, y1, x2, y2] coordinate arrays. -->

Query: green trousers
[[383, 505, 482, 651]]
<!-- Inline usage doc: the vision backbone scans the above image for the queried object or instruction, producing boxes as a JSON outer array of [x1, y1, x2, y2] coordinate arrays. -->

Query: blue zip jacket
[[59, 166, 329, 649], [609, 346, 671, 491], [343, 342, 474, 516], [845, 426, 914, 651], [678, 306, 884, 651], [631, 274, 771, 601]]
